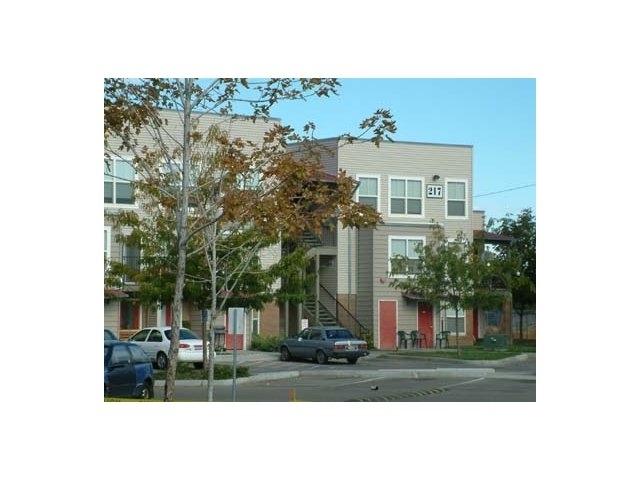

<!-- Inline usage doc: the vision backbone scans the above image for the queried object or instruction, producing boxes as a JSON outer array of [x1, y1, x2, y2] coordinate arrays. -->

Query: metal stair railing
[[318, 284, 370, 339]]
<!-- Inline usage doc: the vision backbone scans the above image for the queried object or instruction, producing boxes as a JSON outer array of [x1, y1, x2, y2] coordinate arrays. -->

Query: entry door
[[379, 300, 398, 350], [417, 302, 434, 348]]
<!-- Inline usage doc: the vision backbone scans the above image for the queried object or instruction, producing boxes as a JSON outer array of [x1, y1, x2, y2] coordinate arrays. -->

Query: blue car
[[104, 340, 155, 399]]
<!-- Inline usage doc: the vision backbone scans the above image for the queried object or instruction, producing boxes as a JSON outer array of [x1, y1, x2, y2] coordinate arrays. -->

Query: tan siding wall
[[337, 141, 473, 294], [472, 210, 486, 231], [337, 140, 473, 238], [104, 301, 120, 334]]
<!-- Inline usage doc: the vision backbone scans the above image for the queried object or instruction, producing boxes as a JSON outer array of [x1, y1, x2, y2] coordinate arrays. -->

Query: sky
[[267, 78, 536, 224]]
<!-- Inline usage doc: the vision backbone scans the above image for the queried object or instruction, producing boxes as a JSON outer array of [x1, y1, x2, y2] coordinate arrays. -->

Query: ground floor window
[[485, 309, 503, 328], [250, 309, 260, 335], [443, 305, 466, 335]]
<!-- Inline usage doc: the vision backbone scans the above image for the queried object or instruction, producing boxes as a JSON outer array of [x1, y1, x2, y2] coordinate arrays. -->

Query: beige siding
[[104, 301, 120, 334], [336, 141, 474, 294], [472, 210, 486, 231]]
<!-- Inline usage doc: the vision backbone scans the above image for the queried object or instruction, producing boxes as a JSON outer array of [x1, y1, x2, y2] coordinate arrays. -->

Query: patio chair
[[397, 331, 408, 349]]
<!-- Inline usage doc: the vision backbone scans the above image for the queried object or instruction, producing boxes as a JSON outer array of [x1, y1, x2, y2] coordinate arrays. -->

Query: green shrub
[[361, 330, 374, 350], [250, 334, 280, 352], [153, 363, 249, 381]]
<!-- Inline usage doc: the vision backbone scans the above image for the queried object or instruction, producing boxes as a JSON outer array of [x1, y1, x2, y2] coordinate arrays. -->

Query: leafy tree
[[388, 225, 491, 355], [104, 78, 395, 401], [486, 208, 536, 339]]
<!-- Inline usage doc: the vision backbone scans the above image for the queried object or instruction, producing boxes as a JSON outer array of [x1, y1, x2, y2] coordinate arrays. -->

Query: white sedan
[[128, 326, 206, 369]]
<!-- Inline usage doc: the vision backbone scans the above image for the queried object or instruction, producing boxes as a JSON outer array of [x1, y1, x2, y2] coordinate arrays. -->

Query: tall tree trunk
[[207, 221, 218, 402], [164, 79, 193, 401]]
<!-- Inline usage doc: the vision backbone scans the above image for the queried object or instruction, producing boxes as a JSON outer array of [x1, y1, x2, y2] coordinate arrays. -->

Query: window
[[443, 305, 466, 334], [446, 180, 467, 218], [129, 344, 150, 364], [122, 243, 140, 283], [238, 168, 261, 190], [389, 236, 424, 276], [111, 345, 131, 365], [104, 158, 135, 204], [250, 309, 260, 336], [485, 310, 502, 328], [104, 227, 111, 263], [356, 176, 379, 210], [148, 330, 163, 342], [390, 178, 423, 215]]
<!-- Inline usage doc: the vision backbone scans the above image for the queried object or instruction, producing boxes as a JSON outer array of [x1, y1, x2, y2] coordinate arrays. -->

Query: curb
[[155, 366, 498, 387]]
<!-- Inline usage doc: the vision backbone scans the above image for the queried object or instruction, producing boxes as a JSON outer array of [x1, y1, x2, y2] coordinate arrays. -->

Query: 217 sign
[[426, 184, 442, 198]]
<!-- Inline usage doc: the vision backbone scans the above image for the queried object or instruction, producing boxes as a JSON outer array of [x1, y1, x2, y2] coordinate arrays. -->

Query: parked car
[[104, 329, 118, 341], [128, 326, 205, 369], [278, 326, 369, 364], [104, 340, 154, 399]]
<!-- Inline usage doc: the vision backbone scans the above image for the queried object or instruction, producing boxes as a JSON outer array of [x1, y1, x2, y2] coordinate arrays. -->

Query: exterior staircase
[[303, 298, 338, 326]]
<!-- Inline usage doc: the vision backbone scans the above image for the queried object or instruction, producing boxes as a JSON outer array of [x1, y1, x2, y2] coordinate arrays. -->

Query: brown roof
[[104, 289, 129, 299], [473, 230, 514, 244]]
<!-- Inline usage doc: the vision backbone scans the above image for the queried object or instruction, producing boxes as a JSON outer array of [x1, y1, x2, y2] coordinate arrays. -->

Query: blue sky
[[267, 78, 536, 224]]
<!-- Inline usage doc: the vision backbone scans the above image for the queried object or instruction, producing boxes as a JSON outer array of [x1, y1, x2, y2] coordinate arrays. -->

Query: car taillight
[[358, 344, 368, 350], [334, 344, 345, 350], [179, 343, 190, 349]]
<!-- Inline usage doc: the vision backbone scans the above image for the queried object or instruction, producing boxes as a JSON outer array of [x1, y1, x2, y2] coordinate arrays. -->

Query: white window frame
[[356, 174, 380, 211], [104, 226, 111, 263], [445, 178, 468, 219], [388, 235, 425, 277], [389, 177, 424, 217], [104, 157, 136, 206], [250, 308, 260, 335], [442, 304, 467, 335]]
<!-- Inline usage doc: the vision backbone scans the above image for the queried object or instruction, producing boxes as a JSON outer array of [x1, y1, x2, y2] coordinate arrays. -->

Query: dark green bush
[[250, 334, 280, 352], [153, 363, 249, 380]]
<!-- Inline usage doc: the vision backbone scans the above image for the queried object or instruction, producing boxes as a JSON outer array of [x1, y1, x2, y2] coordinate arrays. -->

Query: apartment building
[[104, 110, 283, 347], [104, 109, 483, 350], [293, 138, 477, 349]]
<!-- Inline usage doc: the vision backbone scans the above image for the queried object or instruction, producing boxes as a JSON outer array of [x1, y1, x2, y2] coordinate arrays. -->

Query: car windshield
[[326, 329, 355, 339], [164, 328, 200, 340]]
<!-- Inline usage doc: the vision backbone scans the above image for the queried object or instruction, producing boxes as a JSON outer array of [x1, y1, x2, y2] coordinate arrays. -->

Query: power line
[[473, 183, 535, 198]]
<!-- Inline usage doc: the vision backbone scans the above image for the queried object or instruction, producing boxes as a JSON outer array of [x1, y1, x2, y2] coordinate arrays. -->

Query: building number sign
[[426, 184, 443, 198]]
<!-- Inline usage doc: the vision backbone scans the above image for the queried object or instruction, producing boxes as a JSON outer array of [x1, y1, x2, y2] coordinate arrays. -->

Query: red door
[[379, 300, 397, 350], [417, 302, 434, 348]]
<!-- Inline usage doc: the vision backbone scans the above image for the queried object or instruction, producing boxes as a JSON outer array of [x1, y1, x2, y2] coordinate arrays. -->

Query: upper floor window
[[104, 226, 111, 263], [446, 180, 467, 218], [390, 178, 423, 216], [104, 158, 135, 205], [356, 176, 379, 210], [389, 236, 424, 276]]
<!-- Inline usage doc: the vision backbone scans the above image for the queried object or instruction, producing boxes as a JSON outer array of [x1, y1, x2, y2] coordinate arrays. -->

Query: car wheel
[[194, 362, 204, 369], [347, 357, 358, 364], [315, 350, 328, 364], [140, 382, 153, 399], [280, 346, 292, 361], [156, 352, 168, 370]]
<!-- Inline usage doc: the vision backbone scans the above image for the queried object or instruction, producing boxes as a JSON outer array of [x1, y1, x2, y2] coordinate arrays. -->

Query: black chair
[[397, 331, 408, 349], [410, 330, 422, 348], [436, 330, 451, 348]]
